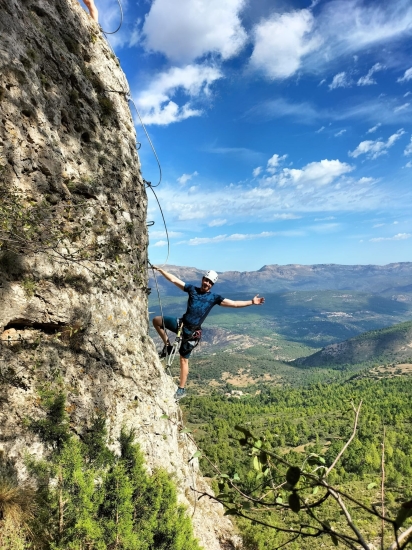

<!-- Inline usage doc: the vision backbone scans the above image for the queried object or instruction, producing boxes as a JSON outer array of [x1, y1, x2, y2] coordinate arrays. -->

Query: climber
[[81, 0, 99, 23], [152, 267, 265, 401]]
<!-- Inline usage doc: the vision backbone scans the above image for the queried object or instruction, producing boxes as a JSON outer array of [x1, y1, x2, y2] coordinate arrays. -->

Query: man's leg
[[179, 356, 189, 388], [152, 316, 170, 346], [83, 0, 99, 22]]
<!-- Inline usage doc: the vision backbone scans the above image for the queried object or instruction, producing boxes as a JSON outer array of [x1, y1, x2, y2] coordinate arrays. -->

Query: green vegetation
[[299, 320, 412, 367], [182, 375, 412, 549], [1, 392, 201, 550]]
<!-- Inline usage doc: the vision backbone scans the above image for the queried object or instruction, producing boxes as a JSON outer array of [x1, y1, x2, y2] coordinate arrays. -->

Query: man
[[152, 267, 265, 400]]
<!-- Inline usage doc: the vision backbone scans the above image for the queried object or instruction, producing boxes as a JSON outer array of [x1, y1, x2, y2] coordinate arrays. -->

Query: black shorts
[[162, 316, 199, 358]]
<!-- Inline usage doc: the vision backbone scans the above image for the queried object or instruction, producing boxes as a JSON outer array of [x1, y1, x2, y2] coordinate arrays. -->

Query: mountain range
[[149, 263, 412, 296]]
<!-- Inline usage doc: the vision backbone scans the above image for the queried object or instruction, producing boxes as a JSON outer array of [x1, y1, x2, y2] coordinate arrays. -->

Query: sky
[[84, 0, 412, 271]]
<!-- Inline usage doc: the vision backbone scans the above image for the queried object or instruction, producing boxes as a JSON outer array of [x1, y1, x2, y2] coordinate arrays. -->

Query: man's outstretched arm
[[152, 266, 185, 291], [220, 295, 265, 308]]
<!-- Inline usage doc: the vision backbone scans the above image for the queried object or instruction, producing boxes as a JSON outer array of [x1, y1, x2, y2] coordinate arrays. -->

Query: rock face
[[0, 0, 238, 547]]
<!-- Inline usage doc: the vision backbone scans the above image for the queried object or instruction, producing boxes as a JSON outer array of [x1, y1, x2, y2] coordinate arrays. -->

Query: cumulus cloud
[[404, 137, 412, 156], [135, 64, 223, 125], [142, 0, 247, 63], [405, 161, 412, 168], [267, 154, 287, 173], [349, 129, 405, 159], [272, 159, 354, 187], [329, 72, 351, 90], [178, 171, 198, 185], [247, 1, 412, 80], [249, 9, 321, 79], [357, 63, 384, 86], [397, 67, 412, 83], [370, 233, 411, 242], [253, 166, 262, 177]]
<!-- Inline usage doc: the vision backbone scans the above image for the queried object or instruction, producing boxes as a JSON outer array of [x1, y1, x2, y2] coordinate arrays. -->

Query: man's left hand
[[252, 294, 265, 305]]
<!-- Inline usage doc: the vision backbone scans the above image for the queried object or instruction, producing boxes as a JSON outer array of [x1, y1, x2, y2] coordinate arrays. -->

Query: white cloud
[[135, 64, 223, 125], [177, 171, 198, 185], [253, 166, 262, 177], [357, 63, 384, 86], [187, 231, 299, 246], [267, 154, 287, 174], [334, 129, 346, 137], [404, 137, 412, 156], [272, 213, 301, 220], [367, 123, 381, 134], [316, 0, 412, 66], [397, 67, 412, 83], [153, 240, 168, 247], [329, 72, 351, 90], [405, 91, 412, 97], [349, 129, 406, 159], [272, 159, 353, 187], [142, 0, 247, 63], [405, 161, 412, 168], [208, 219, 227, 227], [316, 126, 325, 133], [370, 233, 411, 242], [358, 177, 376, 184], [249, 9, 321, 79], [315, 216, 336, 221], [373, 223, 385, 228], [394, 103, 410, 113], [247, 1, 412, 80]]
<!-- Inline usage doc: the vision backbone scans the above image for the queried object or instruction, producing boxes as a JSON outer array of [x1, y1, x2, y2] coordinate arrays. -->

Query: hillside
[[296, 320, 412, 367]]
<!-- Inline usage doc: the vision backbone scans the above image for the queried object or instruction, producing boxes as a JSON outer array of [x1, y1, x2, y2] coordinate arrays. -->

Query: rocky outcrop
[[0, 0, 238, 547]]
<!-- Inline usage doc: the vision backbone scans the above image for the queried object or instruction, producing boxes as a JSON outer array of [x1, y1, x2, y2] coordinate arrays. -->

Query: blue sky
[[87, 0, 412, 271]]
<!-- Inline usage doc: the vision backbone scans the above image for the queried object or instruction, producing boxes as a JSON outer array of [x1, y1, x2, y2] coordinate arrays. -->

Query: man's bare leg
[[179, 356, 189, 388], [83, 0, 99, 22], [152, 316, 170, 346]]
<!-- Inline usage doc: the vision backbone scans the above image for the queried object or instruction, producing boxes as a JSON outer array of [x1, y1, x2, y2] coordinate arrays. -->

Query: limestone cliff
[[0, 0, 238, 547]]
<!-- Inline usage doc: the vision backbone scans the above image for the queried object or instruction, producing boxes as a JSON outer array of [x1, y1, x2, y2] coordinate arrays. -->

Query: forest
[[182, 374, 412, 549]]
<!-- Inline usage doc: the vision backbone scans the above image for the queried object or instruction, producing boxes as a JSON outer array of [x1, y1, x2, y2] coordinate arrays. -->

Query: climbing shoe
[[174, 387, 187, 401], [159, 344, 173, 359]]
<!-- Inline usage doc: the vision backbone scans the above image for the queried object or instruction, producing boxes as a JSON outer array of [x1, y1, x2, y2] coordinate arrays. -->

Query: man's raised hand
[[252, 294, 265, 305]]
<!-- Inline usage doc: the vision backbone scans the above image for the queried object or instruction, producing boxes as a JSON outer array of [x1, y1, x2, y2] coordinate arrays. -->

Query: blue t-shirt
[[182, 284, 224, 329]]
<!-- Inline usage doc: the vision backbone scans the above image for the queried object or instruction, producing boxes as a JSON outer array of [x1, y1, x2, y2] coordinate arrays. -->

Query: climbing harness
[[165, 321, 202, 367]]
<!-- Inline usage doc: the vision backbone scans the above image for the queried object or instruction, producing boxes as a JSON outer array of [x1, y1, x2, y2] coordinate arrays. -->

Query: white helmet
[[204, 270, 218, 284]]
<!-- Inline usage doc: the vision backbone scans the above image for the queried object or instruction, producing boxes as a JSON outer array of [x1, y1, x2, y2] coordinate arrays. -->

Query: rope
[[128, 97, 162, 188], [149, 262, 173, 378], [145, 182, 170, 266], [99, 0, 123, 35]]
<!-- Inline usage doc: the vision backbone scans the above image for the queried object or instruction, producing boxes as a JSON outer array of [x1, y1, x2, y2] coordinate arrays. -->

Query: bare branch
[[325, 401, 362, 477], [387, 526, 412, 550]]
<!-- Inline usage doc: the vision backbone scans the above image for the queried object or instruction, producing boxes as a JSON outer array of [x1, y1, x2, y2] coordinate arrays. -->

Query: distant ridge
[[295, 320, 412, 367], [149, 262, 412, 295]]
